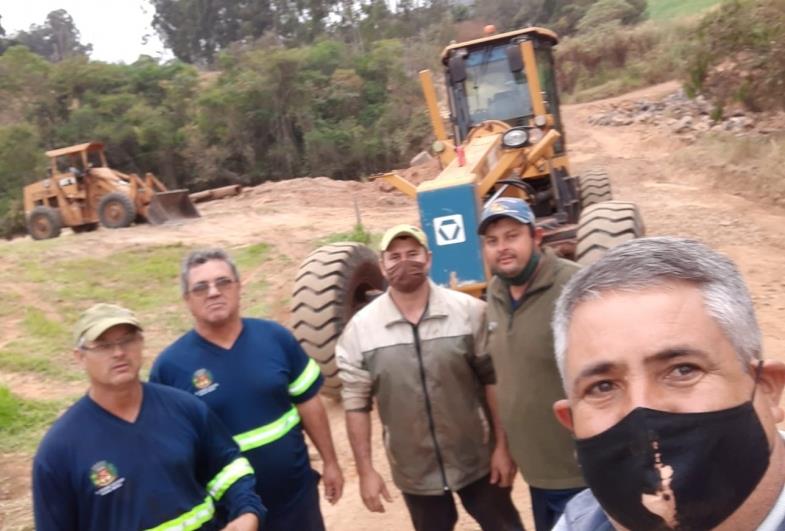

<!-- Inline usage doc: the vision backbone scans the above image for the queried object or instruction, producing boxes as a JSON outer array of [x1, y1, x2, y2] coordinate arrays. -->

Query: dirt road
[[2, 81, 784, 530]]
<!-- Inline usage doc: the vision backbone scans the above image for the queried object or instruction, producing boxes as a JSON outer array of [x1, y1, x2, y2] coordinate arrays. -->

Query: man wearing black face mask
[[551, 237, 785, 531], [337, 224, 524, 531], [480, 198, 586, 531]]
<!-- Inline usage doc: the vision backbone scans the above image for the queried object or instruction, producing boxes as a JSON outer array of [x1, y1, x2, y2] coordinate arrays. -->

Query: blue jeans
[[529, 486, 585, 531]]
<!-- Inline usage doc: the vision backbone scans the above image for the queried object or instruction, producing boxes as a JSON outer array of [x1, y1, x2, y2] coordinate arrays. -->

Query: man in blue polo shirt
[[150, 248, 344, 531], [32, 303, 265, 531]]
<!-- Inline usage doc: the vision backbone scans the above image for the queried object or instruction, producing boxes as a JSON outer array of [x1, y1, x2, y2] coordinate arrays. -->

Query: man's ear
[[73, 348, 85, 367], [554, 399, 575, 432], [756, 360, 785, 423], [533, 226, 545, 248]]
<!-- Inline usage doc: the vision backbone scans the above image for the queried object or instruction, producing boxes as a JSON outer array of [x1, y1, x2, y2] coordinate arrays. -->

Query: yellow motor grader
[[291, 26, 645, 396], [23, 142, 200, 240]]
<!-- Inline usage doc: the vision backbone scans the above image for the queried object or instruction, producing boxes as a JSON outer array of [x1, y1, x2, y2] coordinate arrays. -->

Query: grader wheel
[[98, 192, 136, 229], [27, 206, 62, 240], [578, 169, 613, 209], [291, 243, 385, 399], [575, 201, 645, 265]]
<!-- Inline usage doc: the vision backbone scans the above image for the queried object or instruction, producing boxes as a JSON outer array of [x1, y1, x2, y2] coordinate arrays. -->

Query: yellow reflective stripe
[[206, 457, 254, 500], [288, 358, 321, 396], [233, 406, 301, 452], [145, 496, 214, 531]]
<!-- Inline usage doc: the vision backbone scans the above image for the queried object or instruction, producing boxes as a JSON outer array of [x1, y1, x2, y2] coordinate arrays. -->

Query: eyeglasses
[[188, 277, 237, 298], [82, 334, 142, 355]]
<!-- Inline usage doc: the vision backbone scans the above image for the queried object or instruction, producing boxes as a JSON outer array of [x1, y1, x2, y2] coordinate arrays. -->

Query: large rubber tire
[[578, 169, 613, 209], [575, 201, 645, 265], [98, 192, 136, 229], [27, 206, 62, 240], [291, 243, 385, 399]]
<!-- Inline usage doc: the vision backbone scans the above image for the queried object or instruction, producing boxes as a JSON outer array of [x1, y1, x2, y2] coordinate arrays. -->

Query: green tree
[[576, 0, 647, 33], [12, 10, 92, 62]]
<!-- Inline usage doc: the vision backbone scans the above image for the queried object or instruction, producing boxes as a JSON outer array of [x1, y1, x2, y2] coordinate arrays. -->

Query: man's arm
[[485, 384, 516, 487], [32, 456, 77, 531], [297, 395, 344, 504], [346, 410, 392, 512], [336, 320, 392, 512], [220, 513, 258, 531], [200, 408, 266, 527]]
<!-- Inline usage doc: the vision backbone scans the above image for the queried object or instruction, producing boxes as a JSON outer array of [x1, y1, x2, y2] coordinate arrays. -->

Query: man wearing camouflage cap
[[32, 303, 265, 531], [479, 198, 586, 531], [337, 224, 523, 531]]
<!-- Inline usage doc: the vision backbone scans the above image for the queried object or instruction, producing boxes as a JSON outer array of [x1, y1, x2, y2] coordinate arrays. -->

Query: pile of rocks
[[587, 90, 762, 140]]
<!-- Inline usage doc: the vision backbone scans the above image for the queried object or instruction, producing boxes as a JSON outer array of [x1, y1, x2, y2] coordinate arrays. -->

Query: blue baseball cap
[[478, 197, 536, 235]]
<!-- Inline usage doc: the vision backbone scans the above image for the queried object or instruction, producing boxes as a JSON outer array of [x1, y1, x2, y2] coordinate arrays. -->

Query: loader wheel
[[72, 222, 98, 233], [291, 243, 385, 399], [578, 169, 613, 209], [575, 201, 645, 265], [27, 206, 62, 240], [98, 192, 136, 229]]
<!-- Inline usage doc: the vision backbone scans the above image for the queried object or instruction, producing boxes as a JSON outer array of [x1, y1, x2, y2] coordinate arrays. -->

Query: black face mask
[[575, 372, 770, 531]]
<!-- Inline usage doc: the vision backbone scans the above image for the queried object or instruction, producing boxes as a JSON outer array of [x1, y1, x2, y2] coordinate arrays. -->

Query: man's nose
[[206, 283, 222, 296]]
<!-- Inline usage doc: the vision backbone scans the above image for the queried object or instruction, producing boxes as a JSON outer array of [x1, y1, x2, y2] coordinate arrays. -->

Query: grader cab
[[291, 27, 645, 396], [23, 142, 200, 240]]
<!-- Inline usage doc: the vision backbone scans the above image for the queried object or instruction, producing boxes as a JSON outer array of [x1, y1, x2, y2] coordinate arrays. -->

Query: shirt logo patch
[[90, 461, 125, 496], [192, 368, 219, 396]]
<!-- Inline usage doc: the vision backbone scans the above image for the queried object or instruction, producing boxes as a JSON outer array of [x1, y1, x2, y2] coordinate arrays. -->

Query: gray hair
[[180, 248, 240, 295], [553, 237, 761, 386]]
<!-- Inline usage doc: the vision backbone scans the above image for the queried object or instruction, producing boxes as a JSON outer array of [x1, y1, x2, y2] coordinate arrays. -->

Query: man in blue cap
[[479, 197, 586, 531]]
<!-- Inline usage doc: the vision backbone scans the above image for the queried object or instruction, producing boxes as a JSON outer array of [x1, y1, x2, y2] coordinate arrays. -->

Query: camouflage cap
[[379, 224, 429, 252], [73, 303, 142, 346]]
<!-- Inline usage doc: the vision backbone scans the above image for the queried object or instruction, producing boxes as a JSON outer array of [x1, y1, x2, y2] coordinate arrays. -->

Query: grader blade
[[145, 190, 201, 224]]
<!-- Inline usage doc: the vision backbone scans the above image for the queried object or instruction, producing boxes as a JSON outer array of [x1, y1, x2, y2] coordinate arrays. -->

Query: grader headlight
[[502, 127, 529, 149]]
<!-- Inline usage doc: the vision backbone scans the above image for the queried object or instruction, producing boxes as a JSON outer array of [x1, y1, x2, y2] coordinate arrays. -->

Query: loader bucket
[[145, 190, 201, 225]]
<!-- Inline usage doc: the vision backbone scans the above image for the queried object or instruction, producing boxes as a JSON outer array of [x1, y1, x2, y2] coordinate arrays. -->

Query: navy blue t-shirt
[[32, 382, 265, 531], [150, 318, 323, 516]]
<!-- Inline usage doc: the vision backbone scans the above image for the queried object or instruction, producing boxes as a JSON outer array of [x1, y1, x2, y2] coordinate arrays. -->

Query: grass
[[319, 223, 373, 245], [0, 385, 65, 451], [647, 0, 724, 21], [0, 241, 275, 380], [233, 243, 274, 318], [673, 132, 785, 205], [316, 223, 382, 251]]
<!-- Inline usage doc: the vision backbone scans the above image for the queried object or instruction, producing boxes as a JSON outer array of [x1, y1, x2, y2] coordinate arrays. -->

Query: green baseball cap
[[73, 303, 142, 346], [379, 224, 429, 252]]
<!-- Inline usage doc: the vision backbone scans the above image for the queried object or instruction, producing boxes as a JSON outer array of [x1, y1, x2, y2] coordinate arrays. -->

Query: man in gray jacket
[[552, 237, 785, 531], [337, 224, 523, 531]]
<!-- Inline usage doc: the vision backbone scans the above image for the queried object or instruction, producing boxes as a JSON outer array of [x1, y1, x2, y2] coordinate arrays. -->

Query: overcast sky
[[2, 0, 169, 63]]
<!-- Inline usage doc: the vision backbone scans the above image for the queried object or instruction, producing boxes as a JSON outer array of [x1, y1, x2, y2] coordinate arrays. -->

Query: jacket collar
[[379, 280, 448, 327], [488, 247, 559, 306]]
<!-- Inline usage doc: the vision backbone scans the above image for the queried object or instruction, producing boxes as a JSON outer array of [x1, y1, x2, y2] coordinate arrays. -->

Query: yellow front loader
[[23, 142, 200, 240]]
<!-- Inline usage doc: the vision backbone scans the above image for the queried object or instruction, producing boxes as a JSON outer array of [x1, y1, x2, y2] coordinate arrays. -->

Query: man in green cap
[[32, 303, 265, 531], [337, 224, 523, 531]]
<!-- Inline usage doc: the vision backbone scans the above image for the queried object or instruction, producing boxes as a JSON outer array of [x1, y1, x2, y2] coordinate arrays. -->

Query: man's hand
[[323, 460, 344, 504], [359, 468, 393, 513], [220, 512, 259, 531], [489, 443, 517, 488]]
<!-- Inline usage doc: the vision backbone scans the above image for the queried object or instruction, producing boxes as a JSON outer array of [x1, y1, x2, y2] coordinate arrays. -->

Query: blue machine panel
[[417, 183, 485, 287]]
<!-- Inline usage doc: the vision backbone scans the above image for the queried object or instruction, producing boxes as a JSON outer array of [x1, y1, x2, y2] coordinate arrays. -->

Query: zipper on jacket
[[411, 322, 450, 492]]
